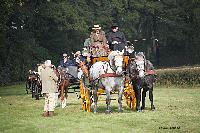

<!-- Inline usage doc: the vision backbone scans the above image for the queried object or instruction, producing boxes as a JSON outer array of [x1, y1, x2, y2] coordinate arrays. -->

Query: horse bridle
[[128, 57, 145, 77]]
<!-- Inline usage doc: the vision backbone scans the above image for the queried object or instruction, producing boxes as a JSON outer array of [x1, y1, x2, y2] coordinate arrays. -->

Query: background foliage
[[155, 67, 200, 87], [0, 0, 199, 85]]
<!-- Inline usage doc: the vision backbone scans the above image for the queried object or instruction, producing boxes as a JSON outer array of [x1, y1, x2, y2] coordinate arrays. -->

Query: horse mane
[[108, 51, 122, 61], [135, 52, 145, 61], [108, 50, 123, 66]]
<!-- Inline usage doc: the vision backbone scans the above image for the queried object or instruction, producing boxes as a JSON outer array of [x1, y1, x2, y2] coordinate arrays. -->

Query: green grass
[[0, 84, 200, 133]]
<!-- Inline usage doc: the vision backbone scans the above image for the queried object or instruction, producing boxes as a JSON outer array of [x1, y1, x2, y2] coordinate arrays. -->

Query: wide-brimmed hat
[[92, 25, 101, 30], [63, 53, 68, 57], [44, 60, 51, 67], [111, 23, 119, 28]]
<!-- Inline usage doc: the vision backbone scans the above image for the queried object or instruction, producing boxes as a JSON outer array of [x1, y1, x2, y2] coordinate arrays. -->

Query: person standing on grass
[[40, 60, 58, 117]]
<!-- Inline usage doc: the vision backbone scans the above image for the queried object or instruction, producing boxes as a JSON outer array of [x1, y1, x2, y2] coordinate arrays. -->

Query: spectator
[[40, 60, 58, 117], [59, 53, 74, 68]]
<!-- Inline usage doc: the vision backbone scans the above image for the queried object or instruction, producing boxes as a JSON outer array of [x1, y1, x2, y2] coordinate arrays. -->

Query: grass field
[[0, 84, 200, 133]]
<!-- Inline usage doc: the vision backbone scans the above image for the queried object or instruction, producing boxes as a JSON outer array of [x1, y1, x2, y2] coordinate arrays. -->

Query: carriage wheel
[[126, 96, 131, 108], [85, 89, 91, 112], [124, 82, 136, 110], [124, 90, 131, 108], [129, 86, 136, 110], [131, 92, 136, 110], [80, 79, 86, 111]]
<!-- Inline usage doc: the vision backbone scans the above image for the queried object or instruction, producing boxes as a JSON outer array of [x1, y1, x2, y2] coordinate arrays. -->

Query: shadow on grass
[[86, 105, 136, 114], [67, 102, 81, 106]]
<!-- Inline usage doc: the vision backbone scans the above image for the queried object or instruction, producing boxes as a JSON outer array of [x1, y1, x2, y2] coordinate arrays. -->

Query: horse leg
[[25, 80, 29, 94], [60, 83, 64, 101], [136, 84, 142, 112], [93, 87, 98, 113], [105, 89, 111, 114], [141, 89, 147, 110], [64, 88, 68, 100], [64, 80, 70, 100], [118, 85, 124, 113], [149, 88, 155, 111]]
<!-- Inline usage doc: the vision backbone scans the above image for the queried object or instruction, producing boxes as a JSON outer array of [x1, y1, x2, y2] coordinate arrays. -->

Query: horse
[[89, 51, 124, 114], [25, 70, 35, 94], [128, 52, 155, 112], [56, 65, 79, 108], [25, 70, 42, 100], [141, 60, 156, 111]]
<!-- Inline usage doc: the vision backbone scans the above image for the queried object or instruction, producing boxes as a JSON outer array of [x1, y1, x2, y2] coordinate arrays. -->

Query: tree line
[[0, 0, 199, 85]]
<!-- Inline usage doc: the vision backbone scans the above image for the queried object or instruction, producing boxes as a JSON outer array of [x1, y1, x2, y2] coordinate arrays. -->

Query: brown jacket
[[41, 67, 58, 93], [90, 30, 107, 45]]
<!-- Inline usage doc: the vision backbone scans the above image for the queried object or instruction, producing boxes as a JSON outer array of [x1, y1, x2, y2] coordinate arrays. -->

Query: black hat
[[111, 23, 118, 28]]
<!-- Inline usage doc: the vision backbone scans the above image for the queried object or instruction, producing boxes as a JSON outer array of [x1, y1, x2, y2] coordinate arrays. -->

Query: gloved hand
[[112, 41, 119, 44]]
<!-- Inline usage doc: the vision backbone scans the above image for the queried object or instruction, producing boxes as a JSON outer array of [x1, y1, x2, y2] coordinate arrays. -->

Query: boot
[[42, 111, 49, 117], [49, 111, 55, 117]]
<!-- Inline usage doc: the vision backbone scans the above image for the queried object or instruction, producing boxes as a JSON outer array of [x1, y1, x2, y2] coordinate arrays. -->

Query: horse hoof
[[151, 106, 155, 111], [105, 110, 111, 114], [118, 109, 123, 113], [42, 111, 49, 117], [94, 111, 97, 114], [137, 110, 142, 113]]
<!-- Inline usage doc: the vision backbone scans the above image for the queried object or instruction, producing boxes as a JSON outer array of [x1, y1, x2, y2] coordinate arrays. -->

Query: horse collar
[[108, 61, 117, 72]]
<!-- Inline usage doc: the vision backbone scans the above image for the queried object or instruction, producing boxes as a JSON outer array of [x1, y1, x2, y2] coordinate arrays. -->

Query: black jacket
[[107, 31, 127, 45], [107, 31, 127, 51]]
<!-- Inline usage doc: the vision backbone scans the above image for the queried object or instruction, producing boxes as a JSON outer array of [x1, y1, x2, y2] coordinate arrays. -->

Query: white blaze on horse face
[[136, 60, 145, 78], [114, 55, 123, 75]]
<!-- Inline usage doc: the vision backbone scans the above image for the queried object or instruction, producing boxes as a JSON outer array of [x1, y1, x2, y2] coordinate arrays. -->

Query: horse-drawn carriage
[[77, 43, 156, 113], [77, 44, 139, 113]]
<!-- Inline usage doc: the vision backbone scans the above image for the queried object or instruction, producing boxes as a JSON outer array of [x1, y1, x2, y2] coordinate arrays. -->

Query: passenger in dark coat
[[59, 53, 75, 68], [107, 23, 127, 51]]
